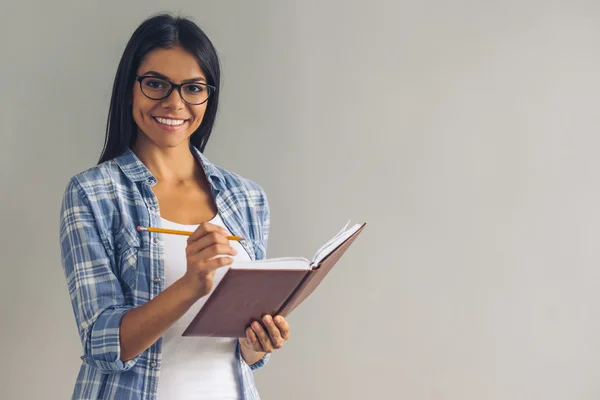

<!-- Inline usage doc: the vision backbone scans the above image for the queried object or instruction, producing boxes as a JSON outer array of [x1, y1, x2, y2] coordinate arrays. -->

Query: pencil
[[136, 226, 245, 241]]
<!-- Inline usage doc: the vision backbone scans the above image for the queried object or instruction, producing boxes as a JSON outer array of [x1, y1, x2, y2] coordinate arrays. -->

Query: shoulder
[[194, 146, 267, 203], [215, 165, 269, 206], [60, 159, 141, 247], [62, 159, 129, 203], [203, 159, 271, 255], [196, 148, 269, 213]]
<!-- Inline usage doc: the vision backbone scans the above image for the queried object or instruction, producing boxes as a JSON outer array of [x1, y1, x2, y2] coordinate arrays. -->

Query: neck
[[132, 139, 201, 183]]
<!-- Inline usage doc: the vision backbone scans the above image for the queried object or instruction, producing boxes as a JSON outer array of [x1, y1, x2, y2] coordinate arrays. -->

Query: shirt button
[[153, 277, 161, 284], [149, 206, 157, 212], [153, 238, 160, 245], [150, 362, 157, 368]]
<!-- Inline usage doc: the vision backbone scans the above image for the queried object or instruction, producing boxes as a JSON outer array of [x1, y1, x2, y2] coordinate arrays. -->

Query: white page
[[231, 257, 311, 271], [310, 220, 351, 263], [229, 220, 361, 270], [311, 223, 362, 266]]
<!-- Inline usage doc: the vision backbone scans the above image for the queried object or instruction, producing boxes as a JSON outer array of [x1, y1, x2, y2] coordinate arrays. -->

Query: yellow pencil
[[136, 226, 244, 241]]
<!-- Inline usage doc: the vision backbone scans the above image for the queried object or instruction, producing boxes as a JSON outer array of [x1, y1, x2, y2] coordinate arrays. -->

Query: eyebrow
[[141, 70, 206, 83]]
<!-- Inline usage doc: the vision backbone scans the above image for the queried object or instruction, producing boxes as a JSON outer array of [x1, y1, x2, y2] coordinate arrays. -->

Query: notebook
[[182, 221, 367, 337]]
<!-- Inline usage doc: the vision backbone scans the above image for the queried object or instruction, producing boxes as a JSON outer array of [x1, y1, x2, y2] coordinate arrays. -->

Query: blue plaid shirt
[[59, 146, 271, 399]]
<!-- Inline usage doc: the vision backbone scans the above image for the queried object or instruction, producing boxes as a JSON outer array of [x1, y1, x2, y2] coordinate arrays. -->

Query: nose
[[161, 87, 185, 110]]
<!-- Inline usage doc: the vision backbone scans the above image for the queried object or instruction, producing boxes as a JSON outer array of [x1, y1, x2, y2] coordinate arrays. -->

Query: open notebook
[[182, 221, 366, 337]]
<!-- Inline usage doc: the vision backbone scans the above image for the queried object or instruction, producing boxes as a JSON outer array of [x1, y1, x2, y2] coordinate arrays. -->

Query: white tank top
[[155, 213, 250, 400]]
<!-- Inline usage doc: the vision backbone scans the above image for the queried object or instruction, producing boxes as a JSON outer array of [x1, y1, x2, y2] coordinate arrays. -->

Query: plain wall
[[3, 1, 600, 399]]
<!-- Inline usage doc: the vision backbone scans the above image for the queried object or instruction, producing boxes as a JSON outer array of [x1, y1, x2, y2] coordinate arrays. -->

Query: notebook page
[[231, 257, 311, 271], [309, 220, 351, 264], [310, 223, 363, 266]]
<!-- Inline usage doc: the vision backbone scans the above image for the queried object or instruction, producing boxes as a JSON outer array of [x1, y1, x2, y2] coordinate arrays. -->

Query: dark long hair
[[98, 13, 221, 164]]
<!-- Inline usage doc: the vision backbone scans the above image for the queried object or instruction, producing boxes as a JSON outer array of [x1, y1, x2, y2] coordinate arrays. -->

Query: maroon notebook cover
[[277, 223, 366, 316], [182, 223, 366, 338]]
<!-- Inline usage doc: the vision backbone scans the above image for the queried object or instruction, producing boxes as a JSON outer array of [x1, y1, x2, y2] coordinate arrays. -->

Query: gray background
[[2, 1, 600, 399]]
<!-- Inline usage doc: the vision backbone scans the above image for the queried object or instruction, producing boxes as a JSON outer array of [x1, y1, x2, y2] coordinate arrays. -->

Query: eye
[[143, 78, 168, 91], [184, 84, 207, 94]]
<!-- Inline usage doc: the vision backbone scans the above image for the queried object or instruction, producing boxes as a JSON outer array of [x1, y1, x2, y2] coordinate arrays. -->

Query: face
[[132, 46, 209, 150]]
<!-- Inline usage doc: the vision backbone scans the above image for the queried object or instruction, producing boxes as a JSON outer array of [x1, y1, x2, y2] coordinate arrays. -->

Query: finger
[[188, 222, 230, 242], [186, 233, 237, 258], [188, 242, 238, 262], [262, 315, 284, 349], [245, 327, 262, 352], [273, 315, 290, 341], [201, 255, 235, 271], [187, 228, 230, 252], [187, 254, 234, 276], [251, 321, 274, 353]]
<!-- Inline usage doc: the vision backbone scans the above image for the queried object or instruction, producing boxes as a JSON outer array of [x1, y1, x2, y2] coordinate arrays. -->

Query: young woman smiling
[[59, 13, 289, 400]]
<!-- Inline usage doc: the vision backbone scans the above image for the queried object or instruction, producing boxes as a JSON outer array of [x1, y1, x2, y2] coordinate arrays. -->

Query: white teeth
[[155, 117, 185, 126]]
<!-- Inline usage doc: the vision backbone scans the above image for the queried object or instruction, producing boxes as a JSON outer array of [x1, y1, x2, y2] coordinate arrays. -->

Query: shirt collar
[[114, 145, 225, 185], [191, 146, 226, 184]]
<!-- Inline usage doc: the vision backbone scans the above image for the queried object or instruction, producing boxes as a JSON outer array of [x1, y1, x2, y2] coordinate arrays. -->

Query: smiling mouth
[[153, 116, 187, 126]]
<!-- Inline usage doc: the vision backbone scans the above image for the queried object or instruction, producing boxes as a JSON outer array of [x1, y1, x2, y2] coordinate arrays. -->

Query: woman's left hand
[[239, 314, 290, 355]]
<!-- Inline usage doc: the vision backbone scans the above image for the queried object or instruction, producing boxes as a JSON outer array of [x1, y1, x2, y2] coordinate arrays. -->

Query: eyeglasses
[[136, 75, 216, 105]]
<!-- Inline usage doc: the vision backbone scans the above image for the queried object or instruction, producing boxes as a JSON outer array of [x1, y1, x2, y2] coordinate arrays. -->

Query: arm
[[60, 178, 138, 373], [237, 187, 290, 368], [239, 189, 270, 366], [60, 179, 229, 371], [120, 212, 238, 361], [118, 276, 200, 361]]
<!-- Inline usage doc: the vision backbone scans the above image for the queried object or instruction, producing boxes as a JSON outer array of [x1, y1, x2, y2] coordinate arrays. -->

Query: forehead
[[137, 46, 205, 80]]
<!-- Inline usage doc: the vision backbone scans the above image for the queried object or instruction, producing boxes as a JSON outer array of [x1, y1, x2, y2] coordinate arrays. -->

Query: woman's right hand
[[182, 222, 238, 298]]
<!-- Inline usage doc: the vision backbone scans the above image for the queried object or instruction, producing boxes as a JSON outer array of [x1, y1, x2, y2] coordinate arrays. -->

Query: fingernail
[[263, 315, 272, 324], [275, 316, 282, 323], [252, 322, 261, 330]]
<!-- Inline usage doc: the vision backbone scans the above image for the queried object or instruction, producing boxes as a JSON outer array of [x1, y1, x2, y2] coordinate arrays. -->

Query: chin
[[158, 138, 192, 149]]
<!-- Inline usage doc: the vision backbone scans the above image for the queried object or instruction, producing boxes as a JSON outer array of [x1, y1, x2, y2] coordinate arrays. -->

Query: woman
[[59, 13, 289, 400]]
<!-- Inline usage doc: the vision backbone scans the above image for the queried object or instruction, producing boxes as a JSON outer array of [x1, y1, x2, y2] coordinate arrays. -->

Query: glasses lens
[[181, 83, 212, 105], [140, 77, 171, 100]]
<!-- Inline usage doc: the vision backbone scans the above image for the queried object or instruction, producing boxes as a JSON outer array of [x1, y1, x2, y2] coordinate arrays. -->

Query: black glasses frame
[[136, 75, 216, 105]]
